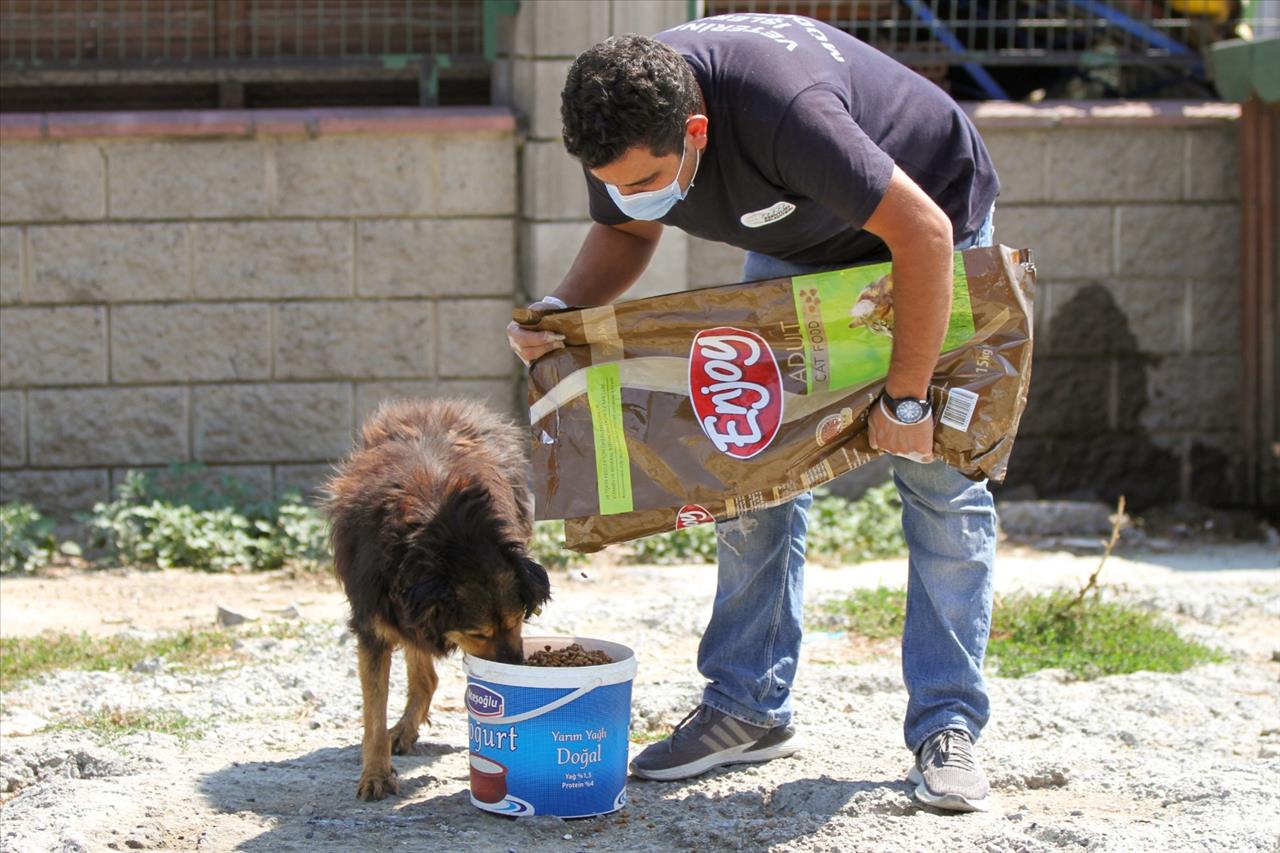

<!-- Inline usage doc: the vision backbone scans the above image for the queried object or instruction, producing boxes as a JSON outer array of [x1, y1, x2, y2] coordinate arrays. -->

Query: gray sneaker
[[908, 728, 991, 812], [629, 705, 801, 781]]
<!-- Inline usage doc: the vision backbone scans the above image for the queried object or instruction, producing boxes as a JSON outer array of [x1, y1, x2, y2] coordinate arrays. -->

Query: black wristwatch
[[880, 390, 932, 425]]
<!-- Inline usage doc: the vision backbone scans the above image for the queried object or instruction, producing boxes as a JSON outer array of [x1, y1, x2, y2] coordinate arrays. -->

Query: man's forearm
[[551, 223, 660, 308], [885, 228, 953, 400], [859, 165, 956, 401]]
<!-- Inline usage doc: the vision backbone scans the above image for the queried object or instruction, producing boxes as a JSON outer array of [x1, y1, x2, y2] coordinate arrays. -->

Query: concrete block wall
[[0, 108, 521, 518], [974, 102, 1244, 508]]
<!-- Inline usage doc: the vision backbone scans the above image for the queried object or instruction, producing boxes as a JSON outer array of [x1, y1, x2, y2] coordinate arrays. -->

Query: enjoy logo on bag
[[675, 504, 715, 528], [688, 327, 784, 460]]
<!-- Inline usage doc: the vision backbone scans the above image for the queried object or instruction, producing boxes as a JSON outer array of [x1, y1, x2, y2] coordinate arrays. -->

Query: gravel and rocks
[[0, 543, 1277, 852]]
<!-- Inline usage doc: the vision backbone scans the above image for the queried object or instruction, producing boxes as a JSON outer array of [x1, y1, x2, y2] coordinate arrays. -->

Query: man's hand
[[506, 221, 663, 367], [506, 301, 566, 366], [868, 396, 935, 464]]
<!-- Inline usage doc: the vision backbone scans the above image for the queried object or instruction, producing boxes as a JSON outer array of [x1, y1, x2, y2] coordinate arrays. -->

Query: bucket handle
[[478, 677, 605, 725]]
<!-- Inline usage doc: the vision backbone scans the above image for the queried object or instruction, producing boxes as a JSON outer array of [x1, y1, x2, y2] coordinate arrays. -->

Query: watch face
[[894, 399, 925, 424]]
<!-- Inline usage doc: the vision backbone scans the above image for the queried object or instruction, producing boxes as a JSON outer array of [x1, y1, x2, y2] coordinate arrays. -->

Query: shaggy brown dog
[[323, 398, 551, 801]]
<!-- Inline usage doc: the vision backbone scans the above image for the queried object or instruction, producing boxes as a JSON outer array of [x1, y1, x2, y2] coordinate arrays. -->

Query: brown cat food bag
[[516, 245, 1035, 552]]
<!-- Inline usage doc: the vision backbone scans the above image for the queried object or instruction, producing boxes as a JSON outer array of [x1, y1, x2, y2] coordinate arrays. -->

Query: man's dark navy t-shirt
[[585, 13, 1000, 266]]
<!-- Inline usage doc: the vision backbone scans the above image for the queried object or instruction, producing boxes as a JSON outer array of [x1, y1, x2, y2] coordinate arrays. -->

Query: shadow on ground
[[195, 740, 468, 846], [199, 746, 900, 852]]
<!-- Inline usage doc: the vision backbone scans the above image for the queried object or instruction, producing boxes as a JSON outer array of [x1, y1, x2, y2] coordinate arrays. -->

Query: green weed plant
[[628, 523, 719, 565], [988, 590, 1225, 679], [814, 587, 907, 639], [813, 586, 1223, 680], [85, 469, 329, 572], [805, 483, 906, 565], [1, 622, 306, 688], [8, 469, 907, 574], [530, 519, 590, 570], [49, 707, 204, 744], [623, 483, 907, 566], [0, 503, 81, 575]]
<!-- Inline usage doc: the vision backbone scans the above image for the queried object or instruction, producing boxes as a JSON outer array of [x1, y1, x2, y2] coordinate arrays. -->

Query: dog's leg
[[389, 646, 439, 755], [356, 633, 399, 801]]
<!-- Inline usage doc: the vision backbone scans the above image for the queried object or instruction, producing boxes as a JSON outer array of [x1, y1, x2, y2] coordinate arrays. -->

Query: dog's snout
[[495, 641, 525, 665]]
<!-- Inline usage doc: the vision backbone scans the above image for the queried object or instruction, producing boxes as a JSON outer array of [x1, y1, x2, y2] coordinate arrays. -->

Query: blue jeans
[[698, 207, 997, 752]]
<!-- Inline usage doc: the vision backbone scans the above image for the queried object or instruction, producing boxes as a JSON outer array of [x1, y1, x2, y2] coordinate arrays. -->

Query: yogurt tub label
[[468, 753, 509, 805], [464, 638, 636, 818], [465, 684, 505, 717]]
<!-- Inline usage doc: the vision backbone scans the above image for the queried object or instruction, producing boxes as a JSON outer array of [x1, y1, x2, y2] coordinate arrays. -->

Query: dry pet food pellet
[[525, 643, 613, 667]]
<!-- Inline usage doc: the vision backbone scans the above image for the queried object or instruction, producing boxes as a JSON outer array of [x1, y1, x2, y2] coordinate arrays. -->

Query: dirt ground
[[1, 541, 1278, 852], [0, 566, 351, 639]]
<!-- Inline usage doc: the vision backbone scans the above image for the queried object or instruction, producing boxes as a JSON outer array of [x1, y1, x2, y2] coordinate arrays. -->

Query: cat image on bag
[[848, 272, 895, 337]]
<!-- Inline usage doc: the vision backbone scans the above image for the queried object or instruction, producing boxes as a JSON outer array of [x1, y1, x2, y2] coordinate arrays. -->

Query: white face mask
[[605, 140, 700, 221]]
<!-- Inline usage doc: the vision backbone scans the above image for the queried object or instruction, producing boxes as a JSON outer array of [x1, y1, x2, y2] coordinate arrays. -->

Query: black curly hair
[[561, 34, 701, 169]]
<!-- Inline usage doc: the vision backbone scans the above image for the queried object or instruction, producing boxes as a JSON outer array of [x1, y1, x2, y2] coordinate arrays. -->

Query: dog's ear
[[512, 554, 551, 618], [424, 484, 508, 560], [391, 537, 457, 627], [402, 572, 452, 614]]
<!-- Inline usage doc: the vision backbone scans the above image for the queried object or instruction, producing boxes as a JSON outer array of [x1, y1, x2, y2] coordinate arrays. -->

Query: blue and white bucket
[[464, 636, 637, 818]]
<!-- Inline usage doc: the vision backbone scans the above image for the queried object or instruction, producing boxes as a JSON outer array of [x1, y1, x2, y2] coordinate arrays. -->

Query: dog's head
[[390, 485, 551, 663]]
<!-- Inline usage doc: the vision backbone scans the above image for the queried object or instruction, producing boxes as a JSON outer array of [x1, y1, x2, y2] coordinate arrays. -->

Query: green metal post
[[482, 0, 520, 62], [419, 57, 439, 105]]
